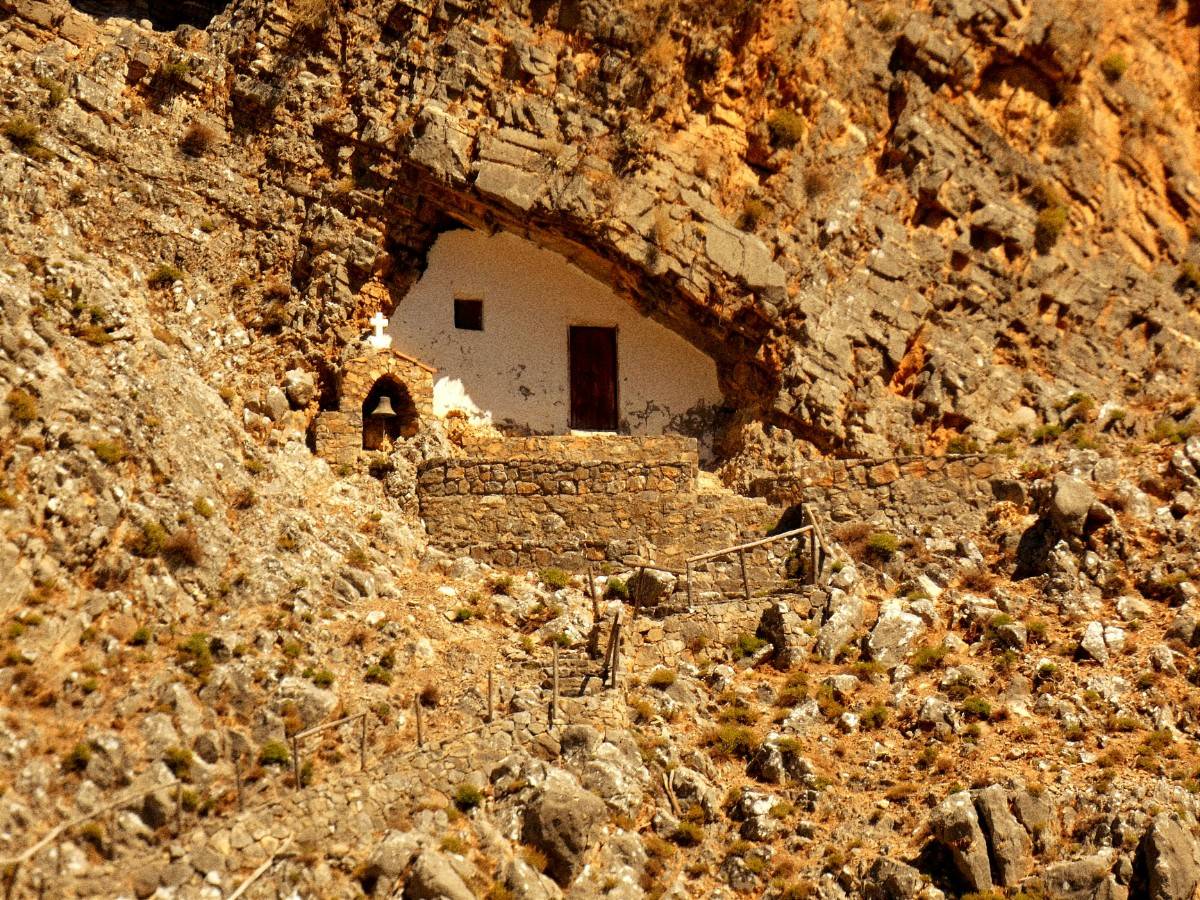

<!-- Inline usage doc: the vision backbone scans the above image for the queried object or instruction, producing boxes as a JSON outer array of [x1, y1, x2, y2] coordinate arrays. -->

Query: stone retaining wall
[[750, 455, 1015, 536]]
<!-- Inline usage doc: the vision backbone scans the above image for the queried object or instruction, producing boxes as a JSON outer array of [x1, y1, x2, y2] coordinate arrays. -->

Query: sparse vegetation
[[148, 264, 184, 289], [1049, 107, 1087, 147], [180, 121, 218, 157], [162, 528, 203, 567], [537, 567, 570, 590], [89, 439, 127, 465], [647, 667, 677, 689], [730, 632, 767, 660], [452, 784, 484, 812], [1100, 52, 1129, 82], [767, 109, 806, 148], [258, 741, 290, 766], [6, 388, 37, 423], [3, 117, 50, 159], [1035, 205, 1068, 253]]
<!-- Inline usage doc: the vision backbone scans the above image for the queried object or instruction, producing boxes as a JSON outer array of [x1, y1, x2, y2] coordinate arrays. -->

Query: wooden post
[[291, 735, 300, 792], [738, 549, 750, 601], [175, 782, 183, 832], [610, 620, 621, 689], [586, 564, 596, 603], [359, 714, 367, 772], [487, 668, 494, 723], [415, 697, 424, 749], [809, 530, 820, 585], [235, 753, 244, 812], [550, 644, 559, 729], [685, 560, 693, 606]]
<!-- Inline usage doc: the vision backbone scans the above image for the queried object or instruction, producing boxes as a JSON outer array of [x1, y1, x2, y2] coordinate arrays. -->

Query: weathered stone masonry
[[417, 436, 775, 567]]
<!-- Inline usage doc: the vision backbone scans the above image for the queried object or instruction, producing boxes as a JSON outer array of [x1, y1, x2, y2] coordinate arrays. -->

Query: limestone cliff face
[[3, 0, 1199, 463]]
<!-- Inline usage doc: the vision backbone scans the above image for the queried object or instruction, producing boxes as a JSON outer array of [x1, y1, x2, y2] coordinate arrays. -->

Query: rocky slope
[[3, 0, 1200, 898]]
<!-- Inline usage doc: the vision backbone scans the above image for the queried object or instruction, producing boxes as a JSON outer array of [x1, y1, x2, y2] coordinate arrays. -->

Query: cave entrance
[[67, 0, 231, 30]]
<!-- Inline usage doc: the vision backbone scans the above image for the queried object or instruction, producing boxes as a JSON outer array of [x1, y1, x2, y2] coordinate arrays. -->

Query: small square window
[[454, 298, 483, 331]]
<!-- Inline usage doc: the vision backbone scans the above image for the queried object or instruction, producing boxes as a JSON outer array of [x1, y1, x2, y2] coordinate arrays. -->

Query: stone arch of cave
[[361, 376, 419, 451], [66, 0, 231, 30]]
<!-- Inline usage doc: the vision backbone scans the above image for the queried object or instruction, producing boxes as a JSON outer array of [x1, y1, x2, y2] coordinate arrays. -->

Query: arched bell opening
[[361, 376, 418, 451]]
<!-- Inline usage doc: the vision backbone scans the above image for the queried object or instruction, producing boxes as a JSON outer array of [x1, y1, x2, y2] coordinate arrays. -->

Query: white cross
[[367, 311, 392, 349]]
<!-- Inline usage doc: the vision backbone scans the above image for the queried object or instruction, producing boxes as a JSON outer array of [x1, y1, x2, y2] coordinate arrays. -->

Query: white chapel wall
[[388, 229, 724, 451]]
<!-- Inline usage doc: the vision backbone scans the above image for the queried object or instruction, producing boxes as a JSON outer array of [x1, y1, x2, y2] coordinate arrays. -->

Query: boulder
[[669, 766, 720, 822], [861, 857, 925, 899], [973, 785, 1032, 885], [273, 677, 337, 729], [1078, 621, 1109, 664], [1132, 814, 1200, 900], [929, 790, 992, 892], [406, 850, 474, 900], [522, 779, 607, 885], [814, 589, 864, 661], [747, 735, 813, 785], [282, 368, 316, 407], [867, 601, 925, 667], [1049, 474, 1095, 537]]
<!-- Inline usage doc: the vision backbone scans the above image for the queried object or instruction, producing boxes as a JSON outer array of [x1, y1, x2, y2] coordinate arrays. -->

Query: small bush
[[6, 388, 37, 423], [148, 264, 184, 289], [452, 607, 476, 623], [129, 520, 168, 557], [1100, 52, 1128, 82], [738, 198, 770, 231], [803, 169, 832, 199], [538, 567, 570, 590], [860, 703, 890, 729], [192, 497, 215, 518], [767, 109, 805, 148], [1035, 206, 1068, 253], [175, 638, 213, 687], [258, 741, 290, 766], [231, 487, 257, 510], [491, 574, 514, 596], [865, 532, 899, 561], [647, 668, 676, 689], [672, 820, 704, 846], [129, 626, 152, 647], [604, 577, 628, 600], [180, 122, 217, 157], [960, 696, 992, 721], [1050, 108, 1087, 147], [911, 644, 948, 672], [419, 683, 441, 707], [37, 76, 66, 107], [704, 724, 760, 760], [364, 664, 392, 685], [163, 746, 193, 778], [63, 742, 92, 772], [453, 784, 484, 812], [1177, 262, 1200, 292], [162, 528, 203, 567], [730, 632, 767, 660], [3, 117, 49, 159], [345, 547, 370, 569], [89, 439, 127, 465], [311, 669, 334, 688]]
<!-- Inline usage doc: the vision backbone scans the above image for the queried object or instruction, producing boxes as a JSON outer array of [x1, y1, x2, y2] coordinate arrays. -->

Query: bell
[[368, 395, 397, 418]]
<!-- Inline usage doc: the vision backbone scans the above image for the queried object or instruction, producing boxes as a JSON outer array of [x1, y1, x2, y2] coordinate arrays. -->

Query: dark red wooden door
[[569, 326, 618, 431]]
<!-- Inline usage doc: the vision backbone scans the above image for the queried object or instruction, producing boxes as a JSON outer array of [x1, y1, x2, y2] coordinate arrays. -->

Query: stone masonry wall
[[418, 440, 776, 567], [750, 455, 1017, 538]]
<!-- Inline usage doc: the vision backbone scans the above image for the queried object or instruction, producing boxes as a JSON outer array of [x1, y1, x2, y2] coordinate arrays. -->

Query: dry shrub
[[418, 683, 441, 708], [162, 528, 203, 567], [832, 521, 872, 561], [180, 122, 217, 157], [1049, 107, 1087, 147]]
